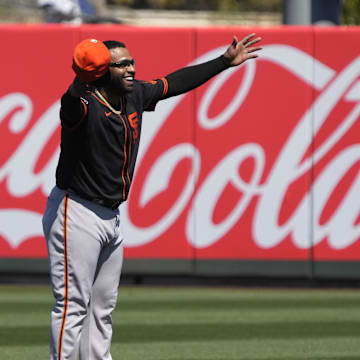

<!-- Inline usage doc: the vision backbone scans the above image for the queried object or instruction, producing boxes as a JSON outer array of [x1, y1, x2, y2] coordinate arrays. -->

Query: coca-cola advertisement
[[1, 26, 359, 276]]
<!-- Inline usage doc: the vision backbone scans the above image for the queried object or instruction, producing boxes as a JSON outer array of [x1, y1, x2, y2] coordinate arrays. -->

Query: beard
[[107, 71, 134, 94]]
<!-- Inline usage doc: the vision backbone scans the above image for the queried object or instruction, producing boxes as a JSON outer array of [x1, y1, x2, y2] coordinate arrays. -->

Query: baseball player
[[42, 34, 261, 360]]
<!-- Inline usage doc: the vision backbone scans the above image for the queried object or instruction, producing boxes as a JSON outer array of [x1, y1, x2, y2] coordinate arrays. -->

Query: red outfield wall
[[0, 25, 359, 277]]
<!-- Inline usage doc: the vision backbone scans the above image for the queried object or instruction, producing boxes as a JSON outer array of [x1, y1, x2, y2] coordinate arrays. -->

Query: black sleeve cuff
[[219, 54, 231, 68]]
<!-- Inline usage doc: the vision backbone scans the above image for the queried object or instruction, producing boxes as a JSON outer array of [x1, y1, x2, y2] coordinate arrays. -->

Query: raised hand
[[69, 76, 91, 98], [223, 33, 262, 67]]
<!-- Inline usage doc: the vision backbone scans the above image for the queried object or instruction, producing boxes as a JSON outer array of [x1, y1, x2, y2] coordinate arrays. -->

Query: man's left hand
[[224, 33, 262, 67]]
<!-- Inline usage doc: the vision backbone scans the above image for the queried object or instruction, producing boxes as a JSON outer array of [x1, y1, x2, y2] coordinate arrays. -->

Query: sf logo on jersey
[[128, 112, 139, 143]]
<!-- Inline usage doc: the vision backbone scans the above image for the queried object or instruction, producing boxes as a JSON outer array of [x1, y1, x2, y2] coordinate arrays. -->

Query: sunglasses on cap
[[110, 59, 135, 68]]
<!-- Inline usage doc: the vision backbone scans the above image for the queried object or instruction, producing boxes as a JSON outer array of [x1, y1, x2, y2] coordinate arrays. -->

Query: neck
[[98, 87, 122, 112]]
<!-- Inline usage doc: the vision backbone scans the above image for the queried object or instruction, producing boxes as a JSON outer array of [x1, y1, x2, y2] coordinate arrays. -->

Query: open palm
[[224, 33, 262, 67]]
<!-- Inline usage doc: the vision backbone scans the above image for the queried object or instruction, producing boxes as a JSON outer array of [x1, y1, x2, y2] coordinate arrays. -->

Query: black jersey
[[55, 55, 229, 209], [56, 78, 168, 209]]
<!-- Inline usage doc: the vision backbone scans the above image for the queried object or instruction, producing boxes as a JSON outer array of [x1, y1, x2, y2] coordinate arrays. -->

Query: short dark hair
[[103, 40, 126, 50]]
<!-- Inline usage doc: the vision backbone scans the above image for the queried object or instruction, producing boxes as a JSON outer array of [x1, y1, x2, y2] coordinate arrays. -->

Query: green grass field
[[1, 285, 360, 359]]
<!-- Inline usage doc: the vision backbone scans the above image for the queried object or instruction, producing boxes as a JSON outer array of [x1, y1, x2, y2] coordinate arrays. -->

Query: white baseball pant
[[42, 186, 124, 360]]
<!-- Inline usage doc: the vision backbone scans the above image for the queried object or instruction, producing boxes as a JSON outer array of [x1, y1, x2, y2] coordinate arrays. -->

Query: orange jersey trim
[[91, 92, 110, 109], [80, 99, 88, 122], [58, 195, 69, 360], [118, 114, 128, 200], [161, 77, 168, 97], [60, 99, 88, 131], [127, 135, 132, 185]]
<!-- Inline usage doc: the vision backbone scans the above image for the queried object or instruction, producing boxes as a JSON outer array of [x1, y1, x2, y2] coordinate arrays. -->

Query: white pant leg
[[43, 187, 118, 360], [79, 216, 124, 360]]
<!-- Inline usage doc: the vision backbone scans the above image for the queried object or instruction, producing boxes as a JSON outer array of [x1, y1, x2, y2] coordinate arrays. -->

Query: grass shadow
[[1, 321, 360, 346]]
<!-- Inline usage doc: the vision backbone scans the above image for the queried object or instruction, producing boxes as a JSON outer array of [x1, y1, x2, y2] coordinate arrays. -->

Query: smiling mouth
[[123, 76, 134, 84]]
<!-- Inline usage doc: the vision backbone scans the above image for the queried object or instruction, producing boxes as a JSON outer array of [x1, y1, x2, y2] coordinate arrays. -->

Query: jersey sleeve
[[60, 90, 88, 130], [139, 78, 168, 111]]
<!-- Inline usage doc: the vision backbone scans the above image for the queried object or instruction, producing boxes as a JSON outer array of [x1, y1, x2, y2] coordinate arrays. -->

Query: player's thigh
[[91, 241, 124, 306], [46, 194, 105, 299], [42, 186, 66, 241], [65, 197, 107, 286]]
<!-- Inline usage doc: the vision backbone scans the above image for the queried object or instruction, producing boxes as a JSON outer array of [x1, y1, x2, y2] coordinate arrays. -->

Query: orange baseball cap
[[72, 38, 111, 83]]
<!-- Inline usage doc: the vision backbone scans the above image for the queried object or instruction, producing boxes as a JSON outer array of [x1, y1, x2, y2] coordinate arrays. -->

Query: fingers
[[226, 33, 262, 66], [244, 37, 262, 48], [232, 33, 262, 52], [232, 35, 238, 48], [247, 46, 262, 53], [240, 33, 256, 45]]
